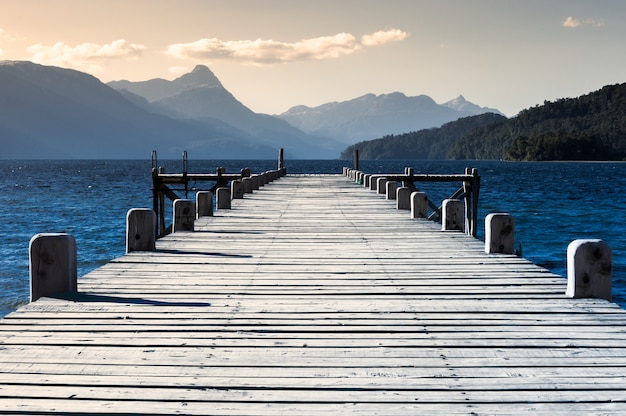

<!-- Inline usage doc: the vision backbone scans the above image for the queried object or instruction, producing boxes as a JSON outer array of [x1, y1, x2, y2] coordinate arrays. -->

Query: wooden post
[[29, 233, 77, 302], [278, 148, 284, 171], [386, 181, 398, 200], [353, 149, 359, 171], [173, 199, 195, 232], [471, 168, 480, 237], [251, 175, 260, 191], [216, 187, 231, 209], [231, 180, 244, 199], [411, 192, 428, 219], [243, 177, 253, 194], [442, 199, 464, 232], [370, 176, 378, 191], [396, 187, 411, 210], [566, 239, 612, 301], [485, 213, 515, 254], [196, 191, 213, 218], [377, 178, 387, 195], [126, 208, 156, 253]]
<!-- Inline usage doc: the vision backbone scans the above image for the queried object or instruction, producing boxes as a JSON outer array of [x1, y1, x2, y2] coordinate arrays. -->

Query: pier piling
[[567, 239, 612, 301], [126, 208, 156, 253], [196, 191, 213, 218], [485, 213, 515, 254], [29, 233, 77, 301], [173, 199, 195, 232]]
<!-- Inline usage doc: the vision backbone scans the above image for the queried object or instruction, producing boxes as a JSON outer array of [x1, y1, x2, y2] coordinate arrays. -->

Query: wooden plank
[[1, 174, 626, 414]]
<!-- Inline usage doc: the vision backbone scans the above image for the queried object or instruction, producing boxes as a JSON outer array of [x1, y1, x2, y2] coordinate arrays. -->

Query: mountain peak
[[443, 95, 503, 116], [174, 65, 222, 89]]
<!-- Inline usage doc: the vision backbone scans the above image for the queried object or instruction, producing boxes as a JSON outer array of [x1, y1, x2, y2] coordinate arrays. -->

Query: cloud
[[166, 29, 408, 65], [563, 16, 604, 28], [168, 66, 189, 76], [27, 39, 145, 72], [361, 29, 408, 46], [0, 27, 18, 42]]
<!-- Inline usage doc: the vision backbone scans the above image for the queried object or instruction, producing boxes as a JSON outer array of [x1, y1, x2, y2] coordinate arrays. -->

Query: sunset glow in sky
[[1, 0, 625, 116]]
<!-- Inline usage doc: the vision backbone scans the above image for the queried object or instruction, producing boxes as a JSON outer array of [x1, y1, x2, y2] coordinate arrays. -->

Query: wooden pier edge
[[6, 166, 624, 414]]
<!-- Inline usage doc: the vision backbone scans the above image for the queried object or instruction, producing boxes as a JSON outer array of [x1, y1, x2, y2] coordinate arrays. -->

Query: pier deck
[[3, 174, 626, 414]]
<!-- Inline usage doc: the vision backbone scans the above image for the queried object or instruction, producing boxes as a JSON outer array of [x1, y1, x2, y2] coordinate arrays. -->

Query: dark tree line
[[342, 83, 626, 161]]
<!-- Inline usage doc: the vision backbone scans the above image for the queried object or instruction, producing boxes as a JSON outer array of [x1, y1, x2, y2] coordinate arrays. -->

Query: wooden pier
[[4, 173, 626, 414]]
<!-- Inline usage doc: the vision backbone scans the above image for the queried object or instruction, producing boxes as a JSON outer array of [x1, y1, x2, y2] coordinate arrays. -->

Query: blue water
[[1, 159, 625, 315]]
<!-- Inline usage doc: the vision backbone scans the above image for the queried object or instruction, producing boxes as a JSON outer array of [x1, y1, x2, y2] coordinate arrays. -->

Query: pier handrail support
[[151, 149, 285, 238], [364, 169, 481, 237]]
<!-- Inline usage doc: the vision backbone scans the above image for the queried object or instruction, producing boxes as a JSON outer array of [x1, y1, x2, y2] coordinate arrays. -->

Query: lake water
[[1, 159, 625, 316]]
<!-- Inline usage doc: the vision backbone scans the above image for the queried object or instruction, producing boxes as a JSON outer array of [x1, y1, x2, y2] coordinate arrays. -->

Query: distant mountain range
[[0, 62, 277, 159], [0, 60, 504, 159], [277, 92, 502, 144], [343, 82, 626, 161]]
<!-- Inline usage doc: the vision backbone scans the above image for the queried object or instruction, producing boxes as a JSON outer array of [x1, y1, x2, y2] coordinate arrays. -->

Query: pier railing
[[151, 149, 285, 237], [348, 167, 480, 237]]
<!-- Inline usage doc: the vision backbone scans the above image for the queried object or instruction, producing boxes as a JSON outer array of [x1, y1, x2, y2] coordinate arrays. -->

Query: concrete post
[[364, 174, 371, 188], [411, 192, 428, 219], [386, 181, 398, 200], [442, 199, 464, 232], [231, 180, 244, 199], [396, 187, 411, 210], [173, 199, 195, 232], [216, 187, 231, 209], [196, 191, 213, 218], [567, 239, 612, 301], [377, 177, 387, 195], [29, 233, 77, 302], [126, 208, 156, 253], [485, 213, 515, 254]]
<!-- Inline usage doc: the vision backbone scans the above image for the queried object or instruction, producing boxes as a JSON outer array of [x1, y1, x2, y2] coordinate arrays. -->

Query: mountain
[[108, 65, 223, 102], [443, 95, 501, 115], [108, 65, 343, 159], [0, 61, 277, 159], [277, 92, 503, 144], [341, 83, 626, 161], [448, 83, 626, 161], [340, 113, 507, 160]]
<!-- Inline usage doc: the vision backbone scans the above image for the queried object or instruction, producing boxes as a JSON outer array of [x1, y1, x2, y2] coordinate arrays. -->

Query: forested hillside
[[340, 113, 506, 159], [343, 83, 626, 161]]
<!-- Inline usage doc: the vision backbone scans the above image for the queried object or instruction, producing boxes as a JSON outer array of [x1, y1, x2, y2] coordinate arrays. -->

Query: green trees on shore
[[343, 83, 626, 161]]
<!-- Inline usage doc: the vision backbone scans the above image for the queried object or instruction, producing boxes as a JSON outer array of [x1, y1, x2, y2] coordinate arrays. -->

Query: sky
[[0, 0, 625, 117]]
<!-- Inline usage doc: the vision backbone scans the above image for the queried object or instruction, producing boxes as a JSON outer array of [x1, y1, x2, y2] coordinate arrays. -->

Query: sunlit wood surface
[[2, 174, 626, 414]]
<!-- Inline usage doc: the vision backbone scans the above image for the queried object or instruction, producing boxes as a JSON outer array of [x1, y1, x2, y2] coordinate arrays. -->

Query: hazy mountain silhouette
[[0, 61, 277, 159], [108, 65, 343, 159], [278, 92, 503, 144], [0, 61, 504, 160]]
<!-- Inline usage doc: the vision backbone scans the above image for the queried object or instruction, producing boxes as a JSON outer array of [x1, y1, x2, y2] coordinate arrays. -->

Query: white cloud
[[27, 39, 145, 73], [563, 16, 604, 28], [361, 29, 408, 46], [168, 66, 189, 76], [167, 29, 407, 65], [0, 27, 16, 42]]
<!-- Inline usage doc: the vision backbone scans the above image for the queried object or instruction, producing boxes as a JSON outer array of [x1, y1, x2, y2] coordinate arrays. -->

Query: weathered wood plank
[[1, 174, 626, 414]]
